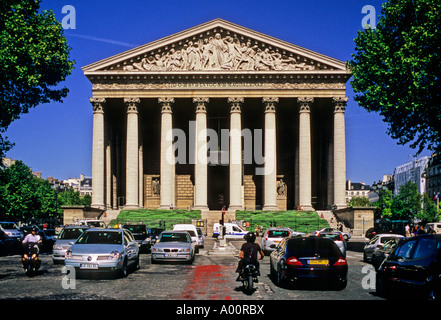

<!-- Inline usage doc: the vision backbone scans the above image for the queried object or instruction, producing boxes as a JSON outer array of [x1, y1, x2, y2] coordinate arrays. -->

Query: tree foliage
[[348, 0, 441, 154], [0, 161, 90, 222], [0, 0, 75, 158]]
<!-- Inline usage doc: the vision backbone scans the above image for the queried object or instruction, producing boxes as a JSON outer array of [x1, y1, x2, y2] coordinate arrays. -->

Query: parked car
[[147, 227, 164, 245], [0, 221, 23, 241], [123, 224, 150, 252], [376, 234, 441, 300], [371, 237, 403, 270], [317, 232, 346, 256], [196, 227, 205, 249], [270, 236, 348, 290], [52, 225, 89, 264], [363, 233, 404, 262], [425, 222, 441, 234], [151, 231, 195, 264], [38, 229, 57, 253], [213, 223, 248, 239], [262, 227, 305, 252], [75, 219, 106, 228], [0, 229, 20, 255], [315, 227, 351, 241], [65, 228, 140, 278]]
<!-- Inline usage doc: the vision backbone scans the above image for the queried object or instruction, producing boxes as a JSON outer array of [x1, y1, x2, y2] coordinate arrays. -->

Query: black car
[[38, 229, 57, 253], [270, 236, 348, 290], [123, 224, 150, 252], [376, 234, 441, 300]]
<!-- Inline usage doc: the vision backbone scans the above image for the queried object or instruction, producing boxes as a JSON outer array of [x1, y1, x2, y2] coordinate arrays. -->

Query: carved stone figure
[[277, 179, 287, 196], [152, 178, 160, 195], [121, 31, 317, 72]]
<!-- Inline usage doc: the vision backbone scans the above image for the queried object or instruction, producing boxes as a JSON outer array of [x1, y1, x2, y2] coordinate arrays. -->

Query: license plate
[[80, 263, 98, 269], [308, 259, 329, 265], [164, 254, 178, 258]]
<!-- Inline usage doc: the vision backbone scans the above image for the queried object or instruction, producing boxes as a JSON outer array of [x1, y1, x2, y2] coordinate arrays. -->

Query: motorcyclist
[[236, 232, 264, 281], [22, 227, 42, 245]]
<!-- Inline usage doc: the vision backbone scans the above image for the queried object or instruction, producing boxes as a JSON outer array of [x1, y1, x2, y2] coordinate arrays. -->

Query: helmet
[[244, 232, 256, 243]]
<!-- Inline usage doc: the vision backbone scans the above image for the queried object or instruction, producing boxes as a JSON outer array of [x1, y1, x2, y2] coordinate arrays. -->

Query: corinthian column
[[193, 98, 209, 211], [262, 97, 279, 211], [228, 97, 244, 211], [298, 97, 314, 211], [90, 98, 106, 209], [159, 98, 175, 209], [124, 98, 140, 209], [333, 97, 348, 209]]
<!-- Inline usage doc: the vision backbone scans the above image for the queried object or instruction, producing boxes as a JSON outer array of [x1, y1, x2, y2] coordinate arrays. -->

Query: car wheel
[[119, 258, 128, 278], [335, 278, 347, 291], [276, 263, 287, 288], [134, 256, 140, 270]]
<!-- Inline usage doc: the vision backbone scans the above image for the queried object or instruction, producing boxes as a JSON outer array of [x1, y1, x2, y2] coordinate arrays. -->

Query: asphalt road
[[0, 237, 383, 302]]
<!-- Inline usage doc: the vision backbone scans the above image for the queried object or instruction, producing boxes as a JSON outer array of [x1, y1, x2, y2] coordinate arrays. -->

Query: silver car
[[363, 233, 404, 262], [0, 221, 23, 241], [65, 228, 140, 278], [262, 227, 305, 252], [151, 231, 195, 264], [52, 226, 89, 264]]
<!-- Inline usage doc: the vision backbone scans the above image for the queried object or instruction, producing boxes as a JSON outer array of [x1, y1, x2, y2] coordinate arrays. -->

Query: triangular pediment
[[83, 19, 346, 74]]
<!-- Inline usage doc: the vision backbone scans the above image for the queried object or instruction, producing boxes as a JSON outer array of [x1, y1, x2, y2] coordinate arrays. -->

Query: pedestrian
[[405, 224, 410, 237], [255, 225, 260, 237]]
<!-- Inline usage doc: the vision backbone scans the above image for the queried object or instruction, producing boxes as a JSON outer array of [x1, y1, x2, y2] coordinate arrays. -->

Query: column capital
[[332, 97, 348, 113], [193, 97, 209, 113], [263, 97, 279, 113], [124, 97, 140, 113], [297, 97, 314, 112], [158, 97, 174, 113], [90, 97, 106, 113], [228, 97, 244, 113]]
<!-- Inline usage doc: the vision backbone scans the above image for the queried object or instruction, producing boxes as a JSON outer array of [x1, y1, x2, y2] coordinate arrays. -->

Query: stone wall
[[62, 206, 105, 225], [334, 206, 375, 236]]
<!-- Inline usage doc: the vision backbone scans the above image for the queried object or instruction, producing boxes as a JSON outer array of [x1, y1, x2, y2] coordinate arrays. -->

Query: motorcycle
[[22, 242, 41, 276], [241, 263, 259, 294]]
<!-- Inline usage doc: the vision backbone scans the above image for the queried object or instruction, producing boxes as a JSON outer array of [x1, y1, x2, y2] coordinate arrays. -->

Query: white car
[[173, 224, 199, 252], [363, 233, 404, 262]]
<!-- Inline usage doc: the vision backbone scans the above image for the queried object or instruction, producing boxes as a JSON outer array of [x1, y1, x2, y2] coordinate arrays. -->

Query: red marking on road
[[180, 265, 236, 300]]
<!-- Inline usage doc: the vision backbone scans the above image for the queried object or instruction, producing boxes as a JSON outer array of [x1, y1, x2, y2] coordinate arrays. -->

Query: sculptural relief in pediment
[[116, 31, 320, 72]]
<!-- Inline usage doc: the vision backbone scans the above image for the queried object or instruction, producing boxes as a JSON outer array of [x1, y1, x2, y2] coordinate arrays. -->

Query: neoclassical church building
[[83, 19, 350, 212]]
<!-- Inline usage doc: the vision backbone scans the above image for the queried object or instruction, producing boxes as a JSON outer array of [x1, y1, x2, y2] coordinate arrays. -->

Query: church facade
[[82, 19, 350, 212]]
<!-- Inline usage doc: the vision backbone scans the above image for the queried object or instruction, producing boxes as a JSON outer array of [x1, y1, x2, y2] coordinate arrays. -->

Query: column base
[[124, 204, 141, 210], [262, 205, 279, 211], [298, 204, 314, 211], [228, 205, 243, 212], [193, 205, 209, 212]]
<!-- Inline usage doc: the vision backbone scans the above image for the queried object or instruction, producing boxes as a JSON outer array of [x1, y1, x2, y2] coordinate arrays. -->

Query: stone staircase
[[316, 210, 351, 234]]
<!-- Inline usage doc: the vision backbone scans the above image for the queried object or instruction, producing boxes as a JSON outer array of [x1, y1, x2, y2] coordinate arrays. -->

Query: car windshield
[[159, 233, 189, 243], [123, 225, 146, 234], [319, 233, 341, 241], [268, 230, 290, 238], [76, 231, 122, 244], [287, 238, 341, 258], [58, 228, 87, 240], [0, 223, 17, 229]]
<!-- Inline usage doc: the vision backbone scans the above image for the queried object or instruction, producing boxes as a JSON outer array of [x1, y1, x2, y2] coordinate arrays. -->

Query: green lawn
[[110, 209, 329, 235]]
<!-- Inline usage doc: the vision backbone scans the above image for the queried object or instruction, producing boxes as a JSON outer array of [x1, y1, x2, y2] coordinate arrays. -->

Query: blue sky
[[4, 0, 431, 184]]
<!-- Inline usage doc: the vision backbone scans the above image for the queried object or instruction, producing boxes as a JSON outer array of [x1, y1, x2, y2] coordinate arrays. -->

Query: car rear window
[[318, 233, 341, 241], [287, 238, 341, 258], [159, 233, 189, 242], [123, 225, 147, 234], [59, 228, 87, 240], [268, 230, 290, 238]]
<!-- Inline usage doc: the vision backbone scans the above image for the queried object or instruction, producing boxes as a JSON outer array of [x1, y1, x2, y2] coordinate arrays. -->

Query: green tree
[[391, 180, 421, 220], [0, 160, 58, 221], [348, 196, 372, 207], [348, 0, 441, 154], [0, 0, 75, 159], [58, 188, 91, 207], [373, 188, 393, 219], [420, 193, 439, 222]]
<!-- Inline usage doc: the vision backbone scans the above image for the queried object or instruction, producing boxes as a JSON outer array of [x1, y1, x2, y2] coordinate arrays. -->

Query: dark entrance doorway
[[208, 165, 229, 210]]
